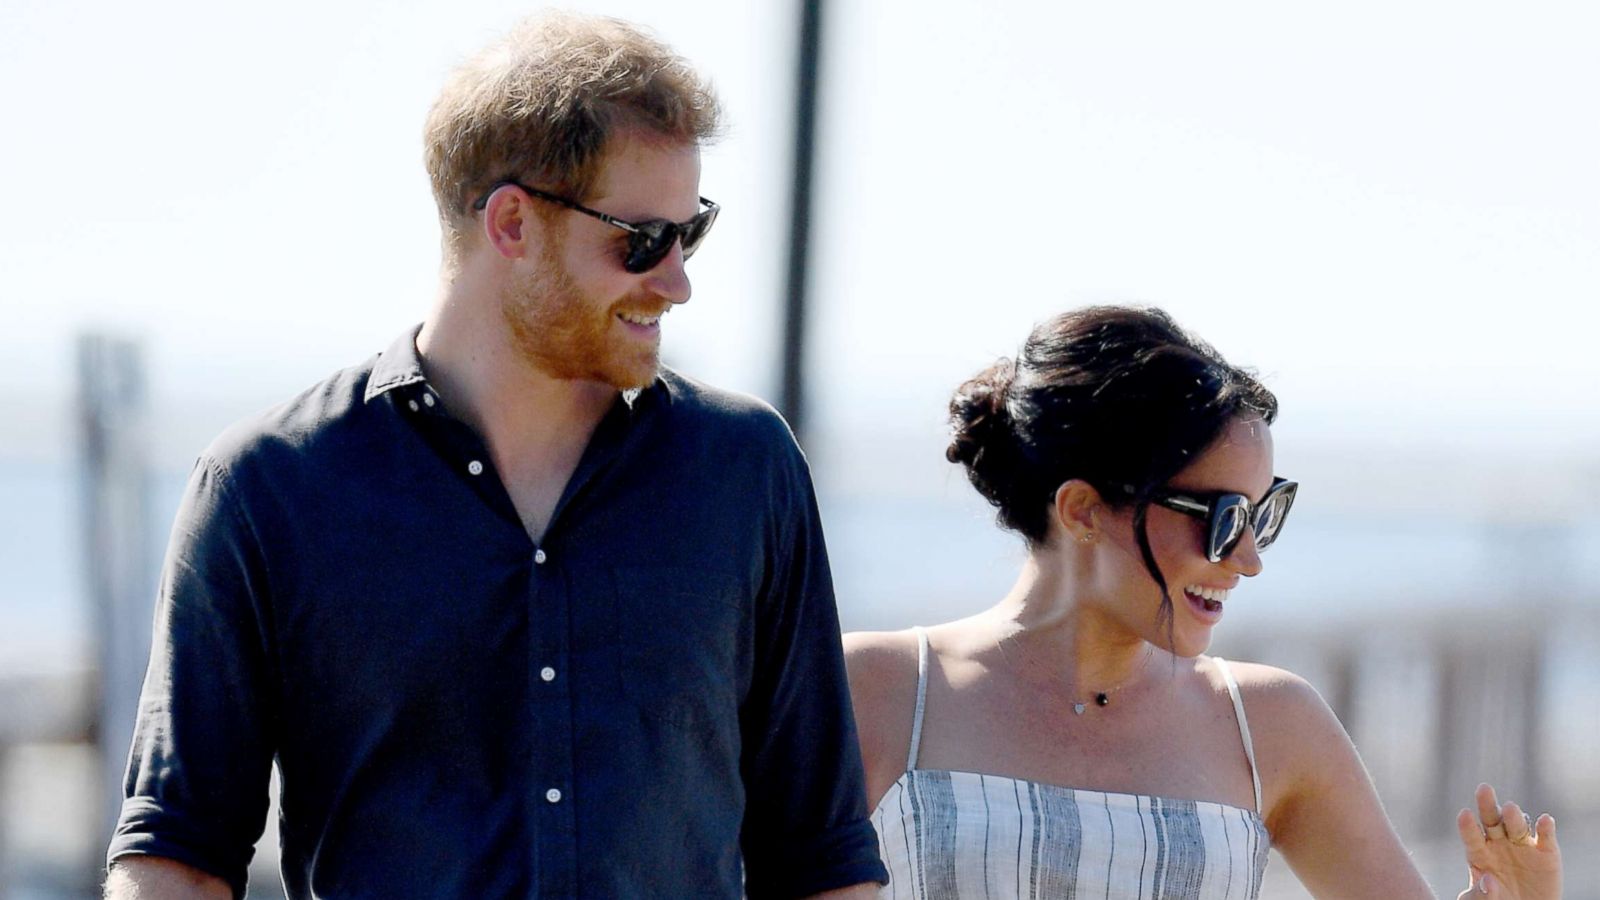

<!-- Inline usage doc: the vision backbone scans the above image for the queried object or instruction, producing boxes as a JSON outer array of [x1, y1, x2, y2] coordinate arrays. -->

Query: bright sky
[[0, 0, 789, 418], [3, 0, 1598, 485]]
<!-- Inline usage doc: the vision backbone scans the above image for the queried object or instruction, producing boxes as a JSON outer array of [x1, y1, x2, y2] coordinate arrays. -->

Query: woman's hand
[[1455, 783, 1561, 899]]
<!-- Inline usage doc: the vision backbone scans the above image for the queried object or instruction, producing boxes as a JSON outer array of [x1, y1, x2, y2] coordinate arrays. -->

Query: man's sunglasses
[[473, 179, 719, 274], [1150, 477, 1299, 563]]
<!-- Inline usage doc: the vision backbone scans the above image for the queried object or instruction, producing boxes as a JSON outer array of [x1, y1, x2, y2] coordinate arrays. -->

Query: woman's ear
[[1052, 479, 1105, 544]]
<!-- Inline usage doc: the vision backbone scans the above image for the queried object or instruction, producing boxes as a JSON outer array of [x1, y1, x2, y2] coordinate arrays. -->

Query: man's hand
[[105, 855, 232, 899]]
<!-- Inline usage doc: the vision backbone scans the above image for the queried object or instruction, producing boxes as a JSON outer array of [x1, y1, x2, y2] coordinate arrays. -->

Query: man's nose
[[643, 243, 691, 305]]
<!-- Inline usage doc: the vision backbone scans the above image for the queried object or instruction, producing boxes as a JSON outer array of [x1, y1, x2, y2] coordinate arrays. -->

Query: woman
[[845, 307, 1561, 899]]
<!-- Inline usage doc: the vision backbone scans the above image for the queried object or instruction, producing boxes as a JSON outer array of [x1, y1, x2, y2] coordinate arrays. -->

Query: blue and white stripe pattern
[[872, 770, 1270, 899], [870, 633, 1271, 899]]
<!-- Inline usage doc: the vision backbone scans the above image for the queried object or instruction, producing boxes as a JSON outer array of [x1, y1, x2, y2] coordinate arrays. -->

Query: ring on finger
[[1483, 820, 1507, 840], [1510, 812, 1537, 846]]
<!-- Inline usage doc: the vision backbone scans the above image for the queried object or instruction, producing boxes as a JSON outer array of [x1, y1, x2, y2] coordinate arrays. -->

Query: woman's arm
[[842, 630, 922, 809], [1243, 664, 1436, 898], [1242, 664, 1563, 900]]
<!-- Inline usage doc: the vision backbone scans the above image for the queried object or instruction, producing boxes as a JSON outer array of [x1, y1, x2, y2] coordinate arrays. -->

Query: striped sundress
[[871, 629, 1271, 899]]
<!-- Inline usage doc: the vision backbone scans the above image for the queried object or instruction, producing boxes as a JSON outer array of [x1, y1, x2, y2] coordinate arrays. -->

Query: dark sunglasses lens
[[1253, 485, 1296, 551], [1210, 502, 1249, 562], [621, 206, 718, 272], [679, 207, 718, 260], [623, 224, 678, 273]]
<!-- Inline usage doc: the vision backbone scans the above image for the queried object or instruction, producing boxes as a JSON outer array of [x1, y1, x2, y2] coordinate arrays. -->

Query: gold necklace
[[1067, 649, 1157, 714], [998, 629, 1152, 716]]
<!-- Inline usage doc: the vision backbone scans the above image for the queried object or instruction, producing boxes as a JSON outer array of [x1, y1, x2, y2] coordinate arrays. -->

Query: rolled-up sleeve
[[739, 447, 888, 898], [107, 456, 277, 899]]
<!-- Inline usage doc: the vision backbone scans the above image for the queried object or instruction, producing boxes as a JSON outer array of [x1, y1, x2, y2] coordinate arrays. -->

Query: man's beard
[[500, 244, 663, 390]]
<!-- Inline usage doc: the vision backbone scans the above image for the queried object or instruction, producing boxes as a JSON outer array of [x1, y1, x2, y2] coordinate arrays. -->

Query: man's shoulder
[[201, 353, 383, 479], [657, 368, 797, 448]]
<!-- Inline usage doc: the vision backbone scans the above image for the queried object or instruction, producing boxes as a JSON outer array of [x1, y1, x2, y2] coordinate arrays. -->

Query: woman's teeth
[[1185, 585, 1229, 611], [1185, 585, 1229, 603]]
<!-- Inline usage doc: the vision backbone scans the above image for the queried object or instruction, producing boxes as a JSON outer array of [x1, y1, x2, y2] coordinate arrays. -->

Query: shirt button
[[534, 549, 547, 564], [408, 399, 420, 412], [467, 460, 484, 476], [545, 788, 562, 804], [422, 393, 435, 407], [540, 666, 556, 682]]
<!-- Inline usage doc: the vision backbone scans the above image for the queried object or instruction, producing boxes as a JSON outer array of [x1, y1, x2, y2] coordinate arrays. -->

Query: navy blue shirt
[[108, 328, 887, 898]]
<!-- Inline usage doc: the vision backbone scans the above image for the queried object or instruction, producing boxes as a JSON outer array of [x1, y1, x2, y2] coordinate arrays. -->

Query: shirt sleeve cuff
[[106, 797, 252, 900], [744, 818, 889, 899]]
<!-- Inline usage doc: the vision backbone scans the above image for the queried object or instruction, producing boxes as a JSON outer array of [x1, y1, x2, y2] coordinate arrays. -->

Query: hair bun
[[946, 357, 1017, 472], [942, 305, 1276, 548]]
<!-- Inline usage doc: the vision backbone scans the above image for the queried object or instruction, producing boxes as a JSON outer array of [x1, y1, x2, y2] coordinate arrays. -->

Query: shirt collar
[[364, 323, 430, 404], [363, 322, 673, 416]]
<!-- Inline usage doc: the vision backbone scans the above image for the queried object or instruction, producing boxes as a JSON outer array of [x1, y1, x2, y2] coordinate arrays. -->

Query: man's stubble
[[499, 239, 662, 390]]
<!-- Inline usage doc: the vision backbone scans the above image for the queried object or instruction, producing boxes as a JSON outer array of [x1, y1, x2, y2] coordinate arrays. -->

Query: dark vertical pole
[[779, 0, 826, 440], [78, 334, 152, 864]]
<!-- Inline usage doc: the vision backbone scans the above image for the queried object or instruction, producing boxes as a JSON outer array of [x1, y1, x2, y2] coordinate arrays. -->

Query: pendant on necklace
[[1075, 692, 1112, 716]]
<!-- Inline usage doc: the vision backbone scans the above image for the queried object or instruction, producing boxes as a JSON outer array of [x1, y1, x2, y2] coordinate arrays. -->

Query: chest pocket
[[610, 565, 748, 729]]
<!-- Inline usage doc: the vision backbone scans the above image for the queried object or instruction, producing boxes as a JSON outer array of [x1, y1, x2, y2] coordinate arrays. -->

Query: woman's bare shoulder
[[1210, 657, 1329, 716], [843, 628, 925, 805], [1208, 656, 1358, 808], [842, 628, 923, 723], [843, 627, 922, 667]]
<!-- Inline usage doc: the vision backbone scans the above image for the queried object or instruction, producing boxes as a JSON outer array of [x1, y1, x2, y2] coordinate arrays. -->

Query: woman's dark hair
[[947, 306, 1278, 632]]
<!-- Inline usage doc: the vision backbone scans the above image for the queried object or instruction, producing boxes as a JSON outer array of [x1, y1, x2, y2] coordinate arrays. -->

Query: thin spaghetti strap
[[1213, 656, 1263, 814], [906, 626, 930, 771]]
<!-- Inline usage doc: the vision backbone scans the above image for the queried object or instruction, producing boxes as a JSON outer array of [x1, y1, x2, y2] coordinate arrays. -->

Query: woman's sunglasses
[[474, 179, 719, 274], [1150, 477, 1299, 563]]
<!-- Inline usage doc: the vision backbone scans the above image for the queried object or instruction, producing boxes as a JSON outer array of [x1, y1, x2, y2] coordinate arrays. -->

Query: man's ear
[[481, 186, 535, 259], [1051, 479, 1105, 544]]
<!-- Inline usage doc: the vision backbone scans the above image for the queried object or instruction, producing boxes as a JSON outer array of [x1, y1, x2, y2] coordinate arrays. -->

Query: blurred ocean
[[6, 454, 1600, 671], [2, 462, 186, 675]]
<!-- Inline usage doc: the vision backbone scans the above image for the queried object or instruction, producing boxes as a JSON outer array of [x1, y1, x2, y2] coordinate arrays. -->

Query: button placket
[[523, 508, 576, 889]]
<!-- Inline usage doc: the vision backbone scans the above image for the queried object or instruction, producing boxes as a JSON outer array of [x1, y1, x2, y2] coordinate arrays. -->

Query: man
[[106, 13, 886, 899]]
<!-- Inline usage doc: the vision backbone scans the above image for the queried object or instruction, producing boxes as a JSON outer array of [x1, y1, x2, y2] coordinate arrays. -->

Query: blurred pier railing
[[0, 670, 95, 895], [1218, 600, 1600, 897], [77, 333, 155, 839], [0, 674, 92, 749], [0, 333, 152, 897]]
